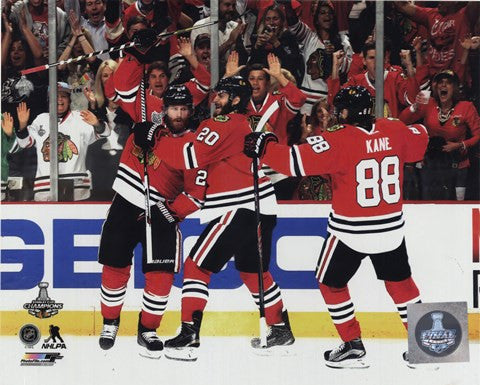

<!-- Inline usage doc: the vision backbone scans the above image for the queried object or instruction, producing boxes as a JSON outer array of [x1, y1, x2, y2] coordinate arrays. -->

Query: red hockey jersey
[[263, 118, 429, 253], [113, 131, 206, 220], [154, 113, 278, 223], [104, 54, 210, 123], [327, 69, 419, 118]]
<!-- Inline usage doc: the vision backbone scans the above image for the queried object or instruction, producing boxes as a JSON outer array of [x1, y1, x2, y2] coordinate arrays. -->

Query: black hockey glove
[[151, 201, 180, 227], [133, 28, 158, 51], [104, 0, 121, 24], [125, 28, 158, 63], [243, 132, 278, 159], [133, 122, 159, 152]]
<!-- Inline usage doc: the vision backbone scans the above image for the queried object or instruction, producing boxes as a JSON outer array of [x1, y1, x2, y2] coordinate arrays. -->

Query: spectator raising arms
[[394, 1, 480, 82], [400, 70, 480, 201], [14, 83, 110, 201], [9, 0, 71, 59], [284, 0, 353, 114], [58, 11, 101, 110], [328, 41, 420, 118]]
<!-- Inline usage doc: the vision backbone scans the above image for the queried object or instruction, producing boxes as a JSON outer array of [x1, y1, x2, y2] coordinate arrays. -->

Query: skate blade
[[164, 347, 198, 362], [406, 362, 440, 371], [138, 346, 162, 359], [325, 358, 370, 369], [251, 344, 296, 357]]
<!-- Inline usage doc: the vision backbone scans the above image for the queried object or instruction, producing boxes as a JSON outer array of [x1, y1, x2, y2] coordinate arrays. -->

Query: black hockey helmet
[[163, 84, 193, 109], [333, 86, 373, 127], [214, 75, 252, 112]]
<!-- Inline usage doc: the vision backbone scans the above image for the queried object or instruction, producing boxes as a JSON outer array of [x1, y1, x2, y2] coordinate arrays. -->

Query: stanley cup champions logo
[[23, 282, 64, 318], [420, 312, 457, 354]]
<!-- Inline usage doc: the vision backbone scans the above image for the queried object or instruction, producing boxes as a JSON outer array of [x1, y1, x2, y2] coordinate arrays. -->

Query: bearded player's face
[[212, 91, 231, 116], [166, 105, 190, 133]]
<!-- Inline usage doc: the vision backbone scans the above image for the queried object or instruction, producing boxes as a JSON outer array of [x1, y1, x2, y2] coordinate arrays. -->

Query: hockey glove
[[125, 28, 158, 63], [134, 122, 159, 152], [151, 201, 180, 227], [133, 28, 158, 51], [243, 132, 278, 159]]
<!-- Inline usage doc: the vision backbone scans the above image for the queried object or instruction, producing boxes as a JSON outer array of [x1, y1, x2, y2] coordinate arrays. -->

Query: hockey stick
[[20, 20, 220, 76], [140, 68, 154, 264], [252, 100, 280, 347]]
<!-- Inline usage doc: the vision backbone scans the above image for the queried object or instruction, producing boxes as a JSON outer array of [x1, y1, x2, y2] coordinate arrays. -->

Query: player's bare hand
[[80, 109, 100, 126], [1, 112, 14, 137], [16, 102, 30, 130]]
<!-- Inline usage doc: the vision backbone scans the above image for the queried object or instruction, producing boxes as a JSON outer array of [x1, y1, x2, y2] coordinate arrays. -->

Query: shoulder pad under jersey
[[213, 115, 230, 122]]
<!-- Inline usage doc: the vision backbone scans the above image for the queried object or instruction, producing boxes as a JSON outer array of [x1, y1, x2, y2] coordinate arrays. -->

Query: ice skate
[[251, 311, 295, 356], [324, 338, 369, 369], [137, 314, 163, 359], [251, 324, 295, 356], [403, 351, 440, 370], [164, 311, 202, 361], [99, 317, 120, 350]]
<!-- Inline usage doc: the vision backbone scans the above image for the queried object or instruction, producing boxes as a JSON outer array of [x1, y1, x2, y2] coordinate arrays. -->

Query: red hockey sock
[[239, 271, 284, 325], [140, 271, 175, 330], [100, 265, 131, 320], [384, 277, 421, 330], [181, 258, 211, 323], [319, 283, 361, 342]]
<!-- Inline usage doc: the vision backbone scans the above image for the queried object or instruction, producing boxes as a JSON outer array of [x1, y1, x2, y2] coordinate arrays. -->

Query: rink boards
[[1, 202, 479, 338]]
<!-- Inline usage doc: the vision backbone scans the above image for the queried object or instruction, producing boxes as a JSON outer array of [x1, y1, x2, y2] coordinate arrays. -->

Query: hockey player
[[14, 82, 109, 201], [134, 76, 294, 361], [244, 86, 429, 368], [97, 85, 206, 359]]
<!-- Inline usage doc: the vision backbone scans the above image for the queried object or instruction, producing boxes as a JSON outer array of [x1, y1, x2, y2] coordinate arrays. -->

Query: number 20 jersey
[[263, 118, 429, 254]]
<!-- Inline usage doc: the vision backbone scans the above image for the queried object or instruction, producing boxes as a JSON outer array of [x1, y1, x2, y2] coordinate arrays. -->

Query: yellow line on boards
[[1, 311, 479, 340]]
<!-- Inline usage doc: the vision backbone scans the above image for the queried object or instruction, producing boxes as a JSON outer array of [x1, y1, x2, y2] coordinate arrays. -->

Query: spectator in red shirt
[[400, 70, 480, 201], [394, 1, 480, 83]]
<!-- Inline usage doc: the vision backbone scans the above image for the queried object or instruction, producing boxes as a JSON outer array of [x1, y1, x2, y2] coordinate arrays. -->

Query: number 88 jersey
[[263, 118, 429, 253]]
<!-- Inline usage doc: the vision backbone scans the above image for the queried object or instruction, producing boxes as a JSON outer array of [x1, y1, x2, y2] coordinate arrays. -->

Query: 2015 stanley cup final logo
[[23, 282, 63, 318], [418, 311, 459, 355]]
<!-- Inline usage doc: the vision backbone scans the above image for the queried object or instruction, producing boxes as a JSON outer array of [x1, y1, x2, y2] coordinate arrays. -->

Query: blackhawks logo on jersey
[[41, 133, 78, 162], [132, 145, 161, 169], [213, 115, 230, 123]]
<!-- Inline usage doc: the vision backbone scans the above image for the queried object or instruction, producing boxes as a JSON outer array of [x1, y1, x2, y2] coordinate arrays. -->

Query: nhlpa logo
[[420, 312, 457, 354], [23, 282, 64, 318]]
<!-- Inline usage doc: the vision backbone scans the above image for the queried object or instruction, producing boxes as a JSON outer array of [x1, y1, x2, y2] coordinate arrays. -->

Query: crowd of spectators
[[2, 0, 480, 202]]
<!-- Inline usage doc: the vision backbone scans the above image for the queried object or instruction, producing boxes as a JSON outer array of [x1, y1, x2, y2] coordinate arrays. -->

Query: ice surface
[[1, 336, 478, 385]]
